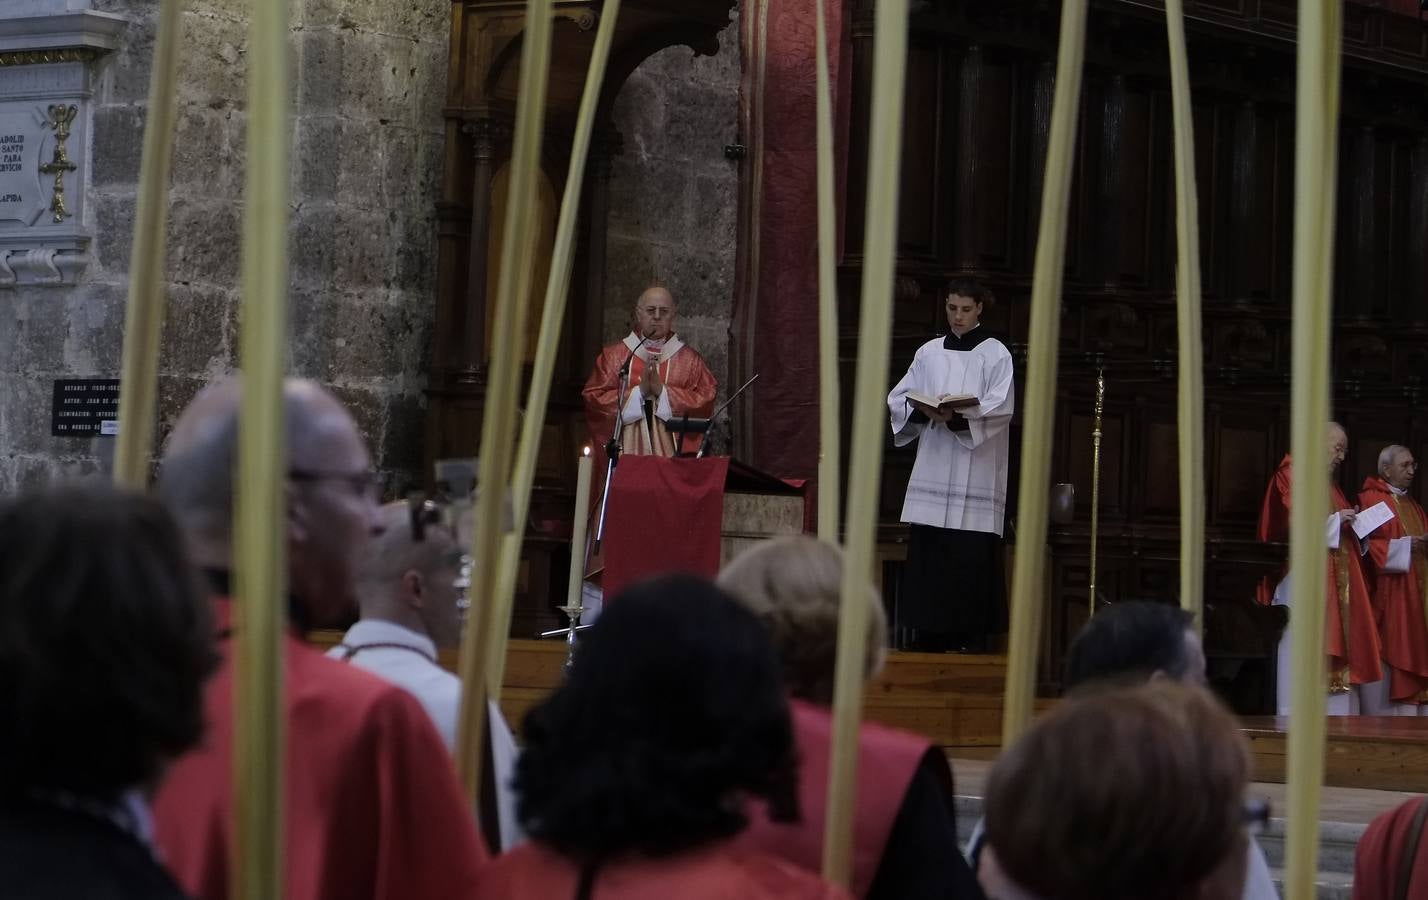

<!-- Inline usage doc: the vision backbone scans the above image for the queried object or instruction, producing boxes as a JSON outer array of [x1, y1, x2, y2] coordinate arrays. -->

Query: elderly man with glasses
[[150, 378, 490, 900]]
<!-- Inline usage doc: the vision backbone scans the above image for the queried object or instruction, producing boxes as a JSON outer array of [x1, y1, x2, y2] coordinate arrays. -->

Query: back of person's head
[[355, 502, 466, 649], [985, 681, 1250, 900], [0, 485, 219, 803], [717, 536, 887, 704], [515, 574, 798, 861], [159, 376, 381, 627], [1064, 601, 1203, 690]]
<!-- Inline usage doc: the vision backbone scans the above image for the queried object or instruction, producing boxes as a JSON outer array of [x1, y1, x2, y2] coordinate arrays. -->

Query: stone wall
[[0, 0, 450, 492], [602, 16, 741, 394]]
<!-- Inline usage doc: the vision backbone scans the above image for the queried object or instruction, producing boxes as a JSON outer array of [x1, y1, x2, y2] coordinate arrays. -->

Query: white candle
[[566, 447, 593, 608]]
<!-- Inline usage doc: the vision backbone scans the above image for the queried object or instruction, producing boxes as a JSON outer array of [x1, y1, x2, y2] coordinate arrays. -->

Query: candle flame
[[582, 445, 591, 456]]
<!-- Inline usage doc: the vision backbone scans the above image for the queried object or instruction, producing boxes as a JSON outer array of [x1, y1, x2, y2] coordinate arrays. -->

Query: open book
[[906, 390, 979, 413]]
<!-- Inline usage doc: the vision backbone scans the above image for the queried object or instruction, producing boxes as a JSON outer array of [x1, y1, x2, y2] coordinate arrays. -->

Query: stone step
[[1270, 867, 1354, 900], [1255, 818, 1364, 875], [955, 795, 1364, 892]]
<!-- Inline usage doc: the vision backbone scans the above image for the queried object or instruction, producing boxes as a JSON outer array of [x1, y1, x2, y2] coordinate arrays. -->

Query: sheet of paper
[[1353, 501, 1395, 540]]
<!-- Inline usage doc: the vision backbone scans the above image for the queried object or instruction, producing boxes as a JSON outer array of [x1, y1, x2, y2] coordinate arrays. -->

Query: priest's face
[[946, 293, 983, 337], [634, 288, 676, 342], [1327, 426, 1348, 474], [1387, 450, 1417, 491]]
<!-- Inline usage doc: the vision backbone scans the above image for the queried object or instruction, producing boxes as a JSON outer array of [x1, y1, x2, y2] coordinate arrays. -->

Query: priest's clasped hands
[[641, 358, 663, 398]]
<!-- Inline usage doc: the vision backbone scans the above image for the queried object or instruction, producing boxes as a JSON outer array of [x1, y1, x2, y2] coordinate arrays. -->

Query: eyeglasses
[[1242, 797, 1271, 835], [288, 468, 383, 500]]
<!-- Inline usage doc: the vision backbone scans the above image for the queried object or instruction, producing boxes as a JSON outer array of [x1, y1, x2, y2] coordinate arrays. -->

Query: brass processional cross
[[39, 104, 78, 223]]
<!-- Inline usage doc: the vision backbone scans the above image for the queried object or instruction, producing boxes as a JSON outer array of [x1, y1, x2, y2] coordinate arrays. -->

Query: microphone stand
[[594, 335, 648, 551], [696, 374, 760, 458]]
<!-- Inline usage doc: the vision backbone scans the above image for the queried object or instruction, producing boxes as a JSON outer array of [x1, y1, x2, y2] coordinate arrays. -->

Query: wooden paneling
[[1212, 414, 1279, 527], [844, 0, 1428, 701], [1068, 410, 1125, 518], [1141, 419, 1181, 519], [899, 41, 942, 257], [949, 46, 1018, 270]]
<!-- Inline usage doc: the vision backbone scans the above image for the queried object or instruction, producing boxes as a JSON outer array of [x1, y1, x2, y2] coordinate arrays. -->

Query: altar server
[[888, 279, 1015, 652]]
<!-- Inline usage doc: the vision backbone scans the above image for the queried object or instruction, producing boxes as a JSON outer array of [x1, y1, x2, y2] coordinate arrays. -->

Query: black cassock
[[897, 523, 1006, 652]]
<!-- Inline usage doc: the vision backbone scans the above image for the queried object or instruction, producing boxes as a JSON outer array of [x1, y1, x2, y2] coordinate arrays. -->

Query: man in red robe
[[1359, 444, 1428, 713], [582, 285, 718, 459], [151, 379, 488, 900], [1257, 421, 1383, 715]]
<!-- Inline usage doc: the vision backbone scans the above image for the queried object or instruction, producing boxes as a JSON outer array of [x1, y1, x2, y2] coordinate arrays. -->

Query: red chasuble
[[582, 334, 718, 463], [1359, 475, 1428, 703], [738, 699, 937, 899], [473, 840, 849, 899], [153, 599, 488, 900], [1257, 455, 1383, 689]]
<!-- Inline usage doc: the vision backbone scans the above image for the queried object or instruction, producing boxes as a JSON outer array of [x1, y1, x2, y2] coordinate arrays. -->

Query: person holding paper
[[1359, 445, 1428, 713], [1256, 422, 1383, 715], [582, 285, 718, 459], [887, 279, 1015, 652]]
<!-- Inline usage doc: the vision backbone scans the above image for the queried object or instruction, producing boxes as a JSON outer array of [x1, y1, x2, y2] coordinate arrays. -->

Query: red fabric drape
[[602, 456, 729, 600], [735, 0, 849, 484], [1354, 797, 1428, 900], [1352, 0, 1423, 16], [739, 699, 937, 899]]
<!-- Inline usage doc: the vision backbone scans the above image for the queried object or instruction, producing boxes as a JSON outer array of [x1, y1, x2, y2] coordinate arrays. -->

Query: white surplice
[[887, 331, 1015, 536]]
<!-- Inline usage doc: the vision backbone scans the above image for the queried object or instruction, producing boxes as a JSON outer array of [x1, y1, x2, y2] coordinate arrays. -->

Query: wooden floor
[[368, 638, 1428, 795], [490, 641, 1022, 755], [1244, 716, 1428, 794], [309, 637, 1428, 800]]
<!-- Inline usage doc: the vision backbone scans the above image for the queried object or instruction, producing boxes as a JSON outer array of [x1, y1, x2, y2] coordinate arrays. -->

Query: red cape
[[1359, 476, 1428, 702], [474, 840, 850, 899], [738, 699, 938, 899], [1353, 797, 1428, 900], [1257, 455, 1383, 686], [152, 599, 488, 900]]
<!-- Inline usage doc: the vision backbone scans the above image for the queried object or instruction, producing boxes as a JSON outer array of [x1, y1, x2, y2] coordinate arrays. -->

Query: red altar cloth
[[602, 455, 729, 601]]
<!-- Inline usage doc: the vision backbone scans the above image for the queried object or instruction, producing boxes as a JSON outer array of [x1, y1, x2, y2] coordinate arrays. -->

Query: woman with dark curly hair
[[0, 486, 220, 899], [474, 575, 848, 899]]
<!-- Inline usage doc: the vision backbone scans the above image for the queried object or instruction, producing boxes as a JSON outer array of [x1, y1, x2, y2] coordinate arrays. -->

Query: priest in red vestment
[[152, 379, 488, 900], [1359, 444, 1428, 712], [582, 286, 718, 460], [1257, 422, 1383, 715]]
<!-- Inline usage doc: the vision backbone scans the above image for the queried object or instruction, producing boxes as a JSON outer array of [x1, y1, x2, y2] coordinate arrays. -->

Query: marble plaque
[[0, 103, 49, 228], [0, 7, 125, 287]]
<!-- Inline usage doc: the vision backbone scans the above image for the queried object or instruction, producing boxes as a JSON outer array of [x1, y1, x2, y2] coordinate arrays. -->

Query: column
[[458, 116, 510, 380]]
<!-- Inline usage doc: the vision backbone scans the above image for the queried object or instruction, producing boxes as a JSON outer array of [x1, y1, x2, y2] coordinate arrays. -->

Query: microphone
[[619, 335, 650, 376]]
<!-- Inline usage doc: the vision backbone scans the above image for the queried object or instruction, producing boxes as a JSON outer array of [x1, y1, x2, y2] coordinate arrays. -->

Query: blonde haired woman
[[719, 536, 984, 900]]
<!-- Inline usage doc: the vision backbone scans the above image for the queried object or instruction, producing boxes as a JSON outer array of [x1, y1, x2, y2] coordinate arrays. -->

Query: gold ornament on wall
[[39, 105, 79, 223]]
